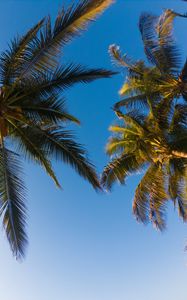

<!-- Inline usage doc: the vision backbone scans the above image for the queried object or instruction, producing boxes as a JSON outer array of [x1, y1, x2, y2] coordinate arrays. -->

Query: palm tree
[[101, 108, 187, 230], [102, 9, 187, 230], [109, 10, 187, 115], [0, 0, 115, 259]]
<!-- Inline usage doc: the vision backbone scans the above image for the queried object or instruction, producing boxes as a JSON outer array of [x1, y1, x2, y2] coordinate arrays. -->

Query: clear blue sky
[[0, 1, 187, 300]]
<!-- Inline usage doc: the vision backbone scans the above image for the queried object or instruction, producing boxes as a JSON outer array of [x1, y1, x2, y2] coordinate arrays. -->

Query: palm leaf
[[168, 159, 187, 220], [101, 153, 145, 190], [0, 19, 44, 85], [7, 65, 114, 105], [113, 94, 149, 111], [109, 44, 145, 76], [18, 95, 80, 124], [7, 119, 61, 188], [106, 137, 130, 156], [116, 111, 146, 135], [18, 0, 115, 77], [133, 163, 168, 230], [0, 145, 27, 259], [170, 104, 187, 130], [139, 10, 181, 74], [10, 122, 100, 191]]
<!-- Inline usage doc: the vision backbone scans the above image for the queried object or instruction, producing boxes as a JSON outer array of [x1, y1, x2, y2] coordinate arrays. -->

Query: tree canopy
[[0, 0, 115, 259], [102, 9, 187, 230]]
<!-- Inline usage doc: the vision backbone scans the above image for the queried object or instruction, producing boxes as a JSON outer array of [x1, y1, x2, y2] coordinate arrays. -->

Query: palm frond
[[113, 94, 149, 111], [18, 0, 114, 77], [139, 11, 181, 74], [169, 104, 187, 131], [101, 153, 145, 190], [0, 19, 44, 85], [11, 122, 100, 191], [133, 163, 168, 230], [19, 95, 80, 124], [109, 44, 145, 76], [0, 145, 27, 259], [179, 59, 187, 82], [115, 110, 146, 135], [7, 65, 114, 105], [108, 125, 139, 135], [7, 119, 61, 188], [168, 159, 187, 220], [106, 137, 130, 156], [156, 9, 187, 45], [153, 97, 173, 130]]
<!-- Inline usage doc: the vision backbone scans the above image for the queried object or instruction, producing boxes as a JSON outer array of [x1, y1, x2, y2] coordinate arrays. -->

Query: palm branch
[[0, 0, 115, 83], [0, 144, 27, 259]]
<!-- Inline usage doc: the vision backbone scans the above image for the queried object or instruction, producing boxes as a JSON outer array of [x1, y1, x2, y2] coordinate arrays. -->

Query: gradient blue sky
[[0, 1, 187, 300]]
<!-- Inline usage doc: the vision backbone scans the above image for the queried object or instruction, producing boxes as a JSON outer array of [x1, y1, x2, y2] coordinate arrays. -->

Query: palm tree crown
[[0, 0, 115, 259], [102, 109, 187, 230], [102, 9, 187, 230]]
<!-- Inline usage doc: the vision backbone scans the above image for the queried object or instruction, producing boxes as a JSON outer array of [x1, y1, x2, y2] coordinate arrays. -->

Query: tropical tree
[[109, 10, 187, 114], [0, 0, 115, 259], [102, 9, 187, 230], [101, 108, 187, 230]]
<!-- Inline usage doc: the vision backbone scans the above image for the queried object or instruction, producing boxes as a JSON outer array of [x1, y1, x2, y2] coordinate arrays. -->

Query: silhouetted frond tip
[[0, 147, 27, 260]]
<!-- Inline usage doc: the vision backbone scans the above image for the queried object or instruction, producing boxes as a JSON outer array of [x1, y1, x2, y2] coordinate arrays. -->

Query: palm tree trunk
[[172, 150, 187, 158]]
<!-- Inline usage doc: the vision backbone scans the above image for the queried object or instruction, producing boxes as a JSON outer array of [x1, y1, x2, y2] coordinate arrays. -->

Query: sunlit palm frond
[[109, 44, 146, 77], [18, 0, 115, 77], [116, 111, 146, 135], [106, 136, 130, 156], [133, 163, 168, 230], [156, 9, 187, 45], [101, 153, 145, 190], [139, 10, 181, 74], [113, 94, 149, 111]]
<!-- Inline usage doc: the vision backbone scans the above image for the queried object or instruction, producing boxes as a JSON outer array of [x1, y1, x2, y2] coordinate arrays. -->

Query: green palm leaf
[[18, 0, 115, 77], [7, 65, 114, 106], [101, 153, 145, 190], [113, 94, 149, 111], [7, 119, 61, 188], [133, 163, 168, 230], [0, 19, 44, 85], [10, 121, 100, 191], [0, 145, 27, 259], [168, 159, 187, 220], [139, 10, 182, 74], [18, 95, 80, 125]]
